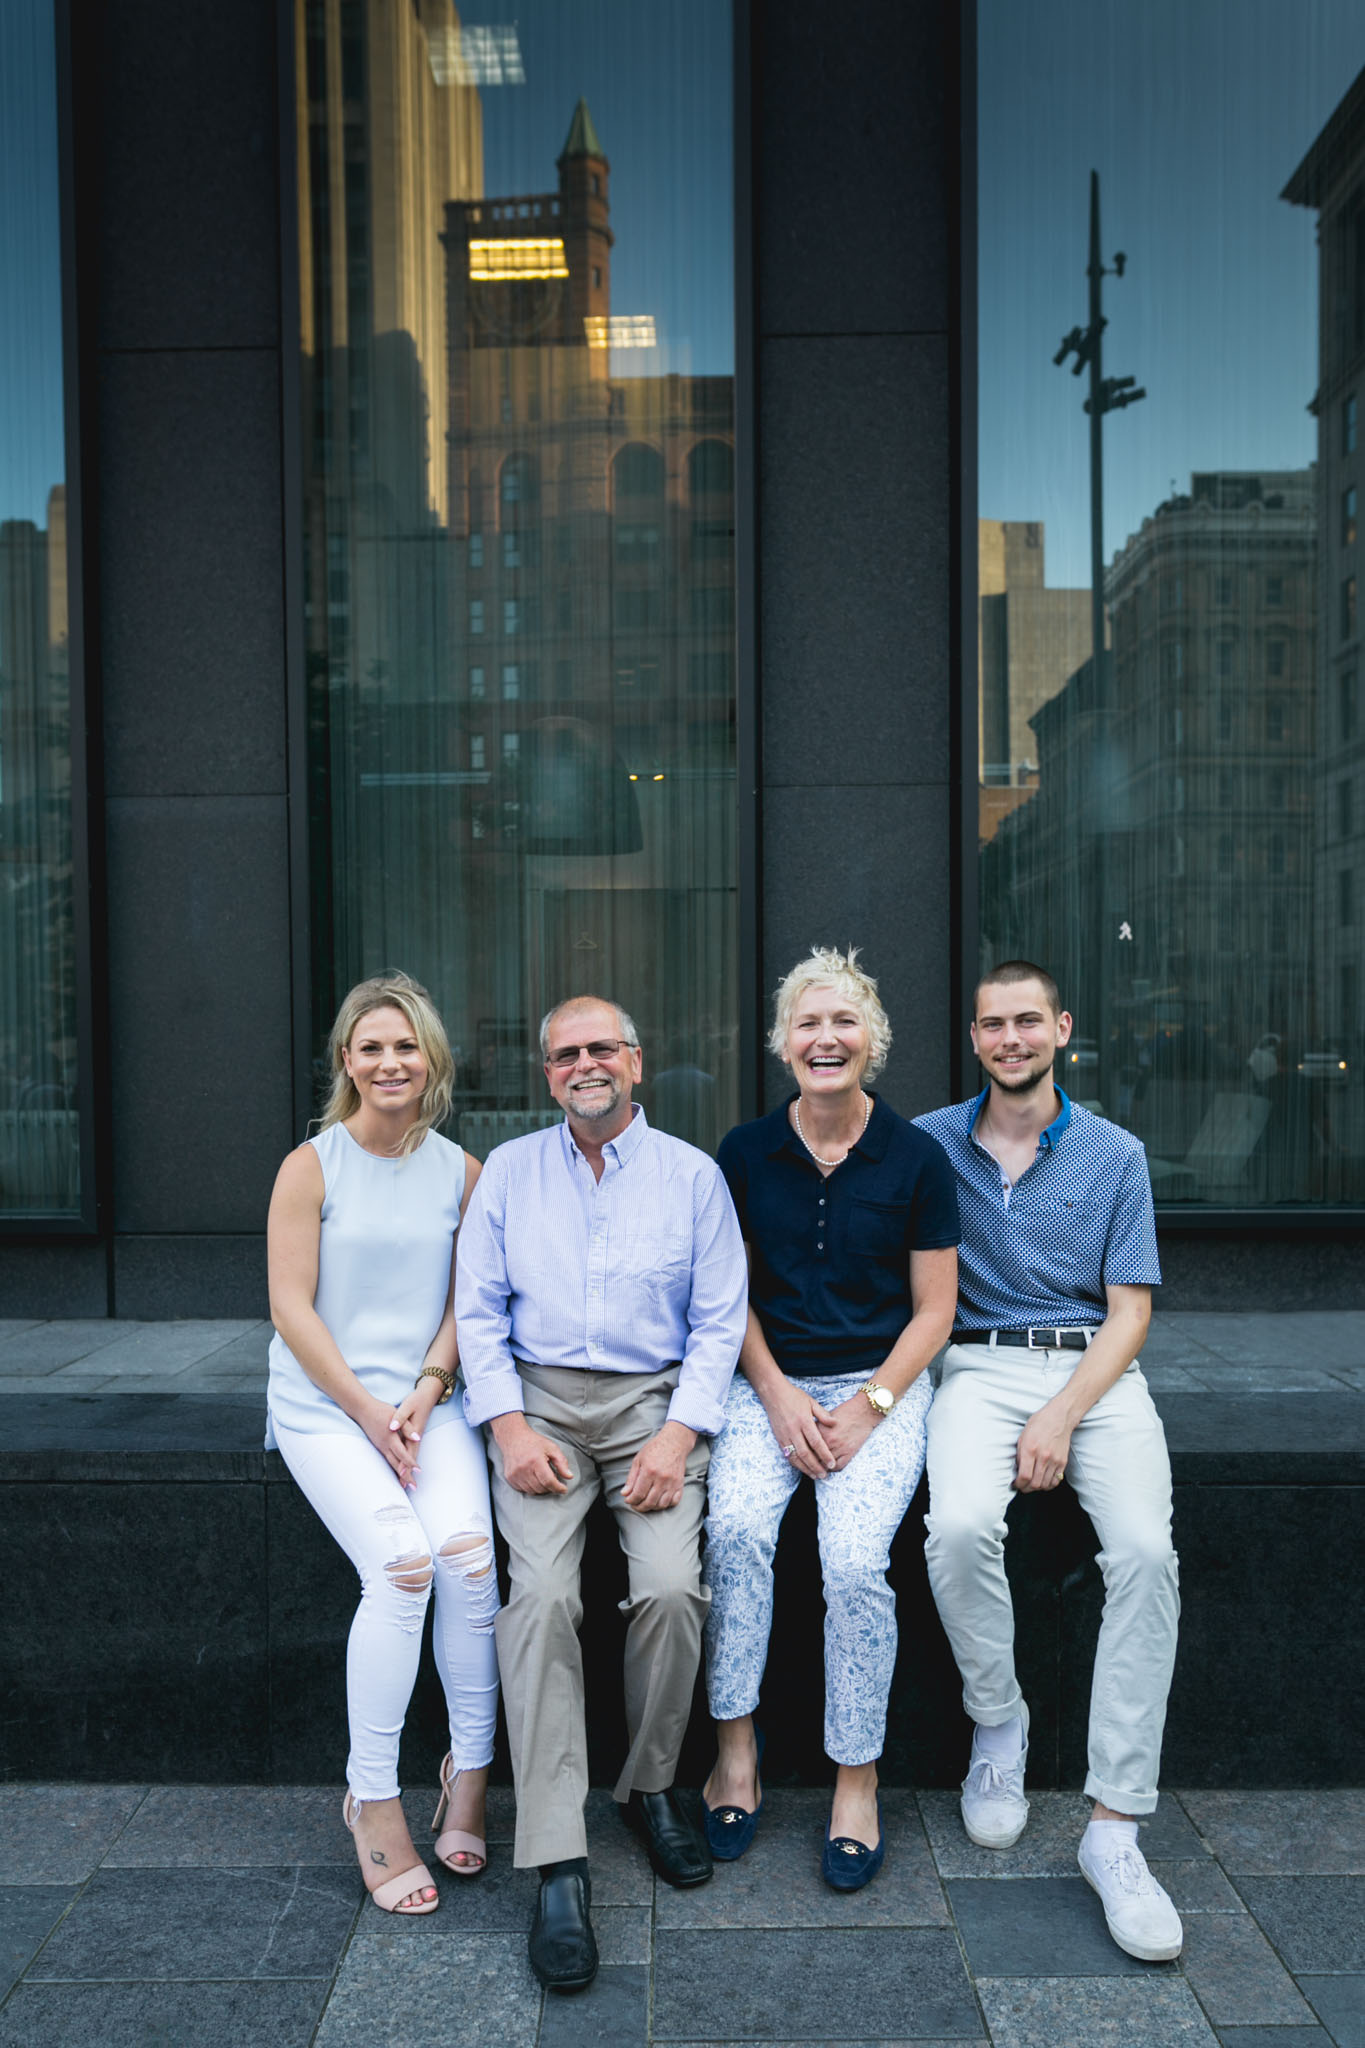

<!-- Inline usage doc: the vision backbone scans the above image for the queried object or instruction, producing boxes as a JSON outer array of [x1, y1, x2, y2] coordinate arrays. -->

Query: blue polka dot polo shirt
[[914, 1086, 1161, 1331]]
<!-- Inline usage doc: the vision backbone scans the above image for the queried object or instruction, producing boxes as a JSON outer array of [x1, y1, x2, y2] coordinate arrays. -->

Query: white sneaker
[[959, 1704, 1029, 1849], [1078, 1832, 1184, 1961]]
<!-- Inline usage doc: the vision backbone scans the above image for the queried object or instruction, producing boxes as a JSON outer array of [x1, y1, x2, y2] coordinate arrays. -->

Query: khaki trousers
[[486, 1362, 711, 1867], [925, 1342, 1179, 1816]]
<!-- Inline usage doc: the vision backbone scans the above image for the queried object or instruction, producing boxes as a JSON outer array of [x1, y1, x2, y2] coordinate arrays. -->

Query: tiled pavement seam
[[1, 1785, 1362, 2047]]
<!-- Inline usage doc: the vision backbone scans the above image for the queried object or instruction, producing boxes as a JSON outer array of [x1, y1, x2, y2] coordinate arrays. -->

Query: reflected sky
[[0, 1, 735, 533], [471, 0, 733, 380], [0, 0, 63, 530], [980, 0, 1365, 588]]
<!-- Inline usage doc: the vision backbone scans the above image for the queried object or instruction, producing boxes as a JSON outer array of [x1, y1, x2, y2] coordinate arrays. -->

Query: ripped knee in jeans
[[437, 1532, 499, 1634], [373, 1505, 433, 1631]]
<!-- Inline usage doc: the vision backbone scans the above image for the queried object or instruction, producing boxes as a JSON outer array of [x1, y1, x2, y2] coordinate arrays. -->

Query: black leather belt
[[951, 1327, 1097, 1351]]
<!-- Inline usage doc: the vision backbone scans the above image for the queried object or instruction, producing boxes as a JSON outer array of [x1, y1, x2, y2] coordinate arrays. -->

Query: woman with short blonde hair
[[767, 945, 892, 1079], [701, 947, 960, 1889]]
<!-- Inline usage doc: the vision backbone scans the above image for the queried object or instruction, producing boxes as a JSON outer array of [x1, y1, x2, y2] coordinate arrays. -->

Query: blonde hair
[[768, 945, 892, 1081], [318, 972, 454, 1156]]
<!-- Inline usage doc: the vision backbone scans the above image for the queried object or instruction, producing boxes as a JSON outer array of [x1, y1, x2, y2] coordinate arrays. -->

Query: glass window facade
[[297, 0, 736, 1156], [978, 4, 1365, 1205], [0, 0, 81, 1220]]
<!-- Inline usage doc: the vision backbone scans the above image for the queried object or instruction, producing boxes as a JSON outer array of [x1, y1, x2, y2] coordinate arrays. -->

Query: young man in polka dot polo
[[915, 961, 1182, 1965]]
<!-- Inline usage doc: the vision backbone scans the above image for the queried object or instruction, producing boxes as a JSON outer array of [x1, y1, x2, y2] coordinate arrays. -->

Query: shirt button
[[819, 1198, 825, 1207]]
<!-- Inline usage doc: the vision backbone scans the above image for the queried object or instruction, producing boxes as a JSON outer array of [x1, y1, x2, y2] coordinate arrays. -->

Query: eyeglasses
[[545, 1038, 633, 1068]]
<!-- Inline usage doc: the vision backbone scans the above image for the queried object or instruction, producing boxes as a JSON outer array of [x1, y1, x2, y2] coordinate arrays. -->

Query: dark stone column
[[752, 0, 963, 1118], [94, 0, 291, 1315]]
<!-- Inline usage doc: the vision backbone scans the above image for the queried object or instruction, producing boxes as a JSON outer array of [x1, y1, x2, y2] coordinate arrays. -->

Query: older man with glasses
[[456, 995, 747, 1993]]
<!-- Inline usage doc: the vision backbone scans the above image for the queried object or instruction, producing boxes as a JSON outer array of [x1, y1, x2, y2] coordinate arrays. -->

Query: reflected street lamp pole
[[1053, 170, 1145, 712], [1053, 170, 1145, 1100]]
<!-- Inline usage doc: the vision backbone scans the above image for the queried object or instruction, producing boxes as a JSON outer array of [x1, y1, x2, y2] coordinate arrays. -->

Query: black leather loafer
[[528, 1870, 598, 1992], [622, 1787, 713, 1888]]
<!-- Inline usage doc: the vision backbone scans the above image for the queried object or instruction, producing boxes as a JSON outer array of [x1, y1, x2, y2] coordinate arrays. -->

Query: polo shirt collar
[[1040, 1087, 1072, 1147], [968, 1083, 1072, 1151]]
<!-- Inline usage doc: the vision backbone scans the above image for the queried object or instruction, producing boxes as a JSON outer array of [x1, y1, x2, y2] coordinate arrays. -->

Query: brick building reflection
[[983, 471, 1323, 1200], [1285, 64, 1365, 1199], [298, 11, 737, 1151]]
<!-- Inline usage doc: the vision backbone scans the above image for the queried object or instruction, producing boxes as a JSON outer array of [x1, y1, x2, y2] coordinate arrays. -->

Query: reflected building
[[1284, 65, 1365, 1075], [983, 470, 1318, 1200], [0, 491, 78, 1212], [978, 519, 1089, 842], [433, 100, 736, 1151], [298, 0, 485, 1023], [297, 0, 483, 530], [299, 11, 737, 1155]]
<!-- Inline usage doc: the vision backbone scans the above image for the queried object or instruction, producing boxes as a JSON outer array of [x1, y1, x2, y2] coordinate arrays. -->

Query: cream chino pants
[[924, 1340, 1179, 1815]]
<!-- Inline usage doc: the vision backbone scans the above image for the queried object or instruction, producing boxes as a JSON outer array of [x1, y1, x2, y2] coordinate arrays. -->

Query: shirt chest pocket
[[1011, 1196, 1102, 1242], [615, 1217, 690, 1301], [848, 1197, 908, 1259]]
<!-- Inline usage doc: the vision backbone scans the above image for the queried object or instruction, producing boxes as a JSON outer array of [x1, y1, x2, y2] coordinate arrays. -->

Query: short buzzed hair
[[973, 959, 1062, 1019]]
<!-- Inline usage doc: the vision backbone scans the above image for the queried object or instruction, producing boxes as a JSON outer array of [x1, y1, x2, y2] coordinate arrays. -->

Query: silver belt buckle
[[1027, 1327, 1060, 1349]]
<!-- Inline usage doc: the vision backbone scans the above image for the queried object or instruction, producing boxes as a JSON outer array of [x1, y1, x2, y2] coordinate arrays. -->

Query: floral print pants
[[702, 1366, 933, 1765]]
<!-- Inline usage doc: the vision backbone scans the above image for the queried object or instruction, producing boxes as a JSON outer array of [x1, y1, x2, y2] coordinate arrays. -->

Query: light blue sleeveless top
[[265, 1121, 467, 1444]]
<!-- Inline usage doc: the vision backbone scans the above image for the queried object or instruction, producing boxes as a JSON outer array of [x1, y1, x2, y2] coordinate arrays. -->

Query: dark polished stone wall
[[3, 1391, 1360, 1785], [0, 0, 292, 1320], [95, 0, 293, 1316], [752, 0, 961, 1121]]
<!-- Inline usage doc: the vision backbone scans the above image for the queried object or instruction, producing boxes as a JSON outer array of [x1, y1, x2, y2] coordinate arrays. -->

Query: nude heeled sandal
[[343, 1792, 440, 1914], [432, 1753, 488, 1876]]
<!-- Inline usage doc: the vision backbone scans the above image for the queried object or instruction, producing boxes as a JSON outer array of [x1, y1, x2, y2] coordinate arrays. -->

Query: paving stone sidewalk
[[1, 1783, 1361, 2048]]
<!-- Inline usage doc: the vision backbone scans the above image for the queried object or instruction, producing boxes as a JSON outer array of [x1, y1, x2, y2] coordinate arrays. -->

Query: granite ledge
[[0, 1390, 1361, 1484]]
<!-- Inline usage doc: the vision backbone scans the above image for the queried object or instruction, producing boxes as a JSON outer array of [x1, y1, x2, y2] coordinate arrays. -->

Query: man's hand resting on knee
[[1013, 1396, 1075, 1492], [490, 1412, 573, 1494], [621, 1420, 697, 1513]]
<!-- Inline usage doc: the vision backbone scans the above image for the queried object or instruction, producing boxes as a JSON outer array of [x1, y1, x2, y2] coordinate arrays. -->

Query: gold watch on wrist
[[417, 1365, 456, 1405], [861, 1379, 895, 1420]]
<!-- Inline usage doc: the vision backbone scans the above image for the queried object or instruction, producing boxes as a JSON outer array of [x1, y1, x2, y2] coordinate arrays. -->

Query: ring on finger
[[781, 1443, 795, 1460]]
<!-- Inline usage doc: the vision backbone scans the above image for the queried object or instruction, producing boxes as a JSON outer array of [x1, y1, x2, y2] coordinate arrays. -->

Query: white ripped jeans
[[703, 1367, 933, 1765], [273, 1416, 501, 1801]]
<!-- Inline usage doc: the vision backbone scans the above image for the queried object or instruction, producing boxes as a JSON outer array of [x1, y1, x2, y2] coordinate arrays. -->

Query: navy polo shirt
[[716, 1093, 960, 1377]]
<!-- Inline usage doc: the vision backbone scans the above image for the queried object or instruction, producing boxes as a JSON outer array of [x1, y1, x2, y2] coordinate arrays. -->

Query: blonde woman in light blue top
[[267, 972, 499, 1916]]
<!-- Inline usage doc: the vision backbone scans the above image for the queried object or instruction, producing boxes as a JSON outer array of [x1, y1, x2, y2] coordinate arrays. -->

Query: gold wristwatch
[[418, 1365, 456, 1404], [862, 1380, 895, 1420]]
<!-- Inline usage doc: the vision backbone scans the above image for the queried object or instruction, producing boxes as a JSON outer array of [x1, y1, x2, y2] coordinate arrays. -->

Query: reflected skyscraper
[[0, 490, 78, 1212], [978, 519, 1090, 842]]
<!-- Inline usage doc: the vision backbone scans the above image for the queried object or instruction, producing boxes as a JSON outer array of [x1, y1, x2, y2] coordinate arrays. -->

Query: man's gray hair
[[539, 996, 641, 1060]]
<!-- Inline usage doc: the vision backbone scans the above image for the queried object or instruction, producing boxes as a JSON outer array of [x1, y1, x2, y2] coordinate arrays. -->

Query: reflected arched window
[[613, 442, 665, 500], [501, 454, 539, 520], [688, 439, 733, 498]]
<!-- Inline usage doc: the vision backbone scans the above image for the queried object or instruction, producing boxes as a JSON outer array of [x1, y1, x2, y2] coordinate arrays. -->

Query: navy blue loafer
[[702, 1729, 765, 1861], [821, 1795, 885, 1891]]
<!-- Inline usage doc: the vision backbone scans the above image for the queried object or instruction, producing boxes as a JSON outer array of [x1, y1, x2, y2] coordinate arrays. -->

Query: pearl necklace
[[793, 1091, 871, 1167]]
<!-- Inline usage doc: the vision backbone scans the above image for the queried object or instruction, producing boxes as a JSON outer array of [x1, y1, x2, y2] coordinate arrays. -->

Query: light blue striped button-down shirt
[[455, 1106, 748, 1437]]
